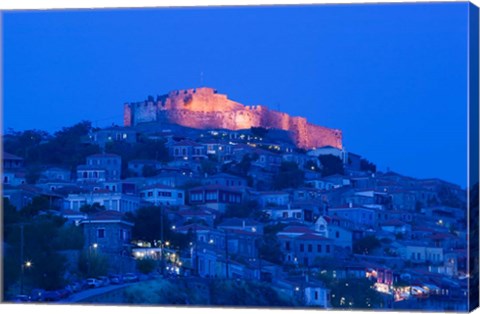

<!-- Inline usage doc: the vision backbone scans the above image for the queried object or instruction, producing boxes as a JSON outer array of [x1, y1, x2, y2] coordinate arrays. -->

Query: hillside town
[[2, 104, 471, 310]]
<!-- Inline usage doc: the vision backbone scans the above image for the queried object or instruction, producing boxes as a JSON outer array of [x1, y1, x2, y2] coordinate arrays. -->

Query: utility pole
[[224, 230, 229, 279], [160, 206, 165, 276], [12, 222, 33, 295], [194, 223, 198, 276], [87, 218, 92, 277], [257, 237, 262, 281], [20, 224, 24, 295]]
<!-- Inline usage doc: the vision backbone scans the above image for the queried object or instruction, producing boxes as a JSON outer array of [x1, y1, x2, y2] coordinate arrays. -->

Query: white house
[[276, 277, 330, 308], [61, 210, 88, 226], [307, 145, 348, 163], [322, 174, 351, 188], [306, 179, 336, 191], [76, 165, 107, 183], [329, 204, 376, 228], [2, 152, 26, 186], [304, 284, 330, 307], [395, 241, 444, 264], [139, 184, 185, 206], [256, 191, 290, 208], [64, 191, 142, 213], [380, 219, 412, 237], [263, 206, 305, 222], [40, 167, 71, 182], [314, 216, 353, 251]]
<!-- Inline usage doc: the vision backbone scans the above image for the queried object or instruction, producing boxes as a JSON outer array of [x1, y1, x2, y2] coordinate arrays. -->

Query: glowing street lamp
[[20, 260, 32, 295]]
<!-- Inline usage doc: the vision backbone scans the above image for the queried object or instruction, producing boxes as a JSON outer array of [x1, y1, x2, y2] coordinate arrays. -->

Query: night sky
[[2, 3, 469, 186]]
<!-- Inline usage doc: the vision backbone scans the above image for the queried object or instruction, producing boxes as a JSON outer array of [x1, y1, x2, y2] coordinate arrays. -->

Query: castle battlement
[[124, 88, 342, 149]]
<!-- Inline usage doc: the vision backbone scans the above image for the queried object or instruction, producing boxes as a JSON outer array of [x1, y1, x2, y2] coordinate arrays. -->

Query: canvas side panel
[[468, 2, 479, 312]]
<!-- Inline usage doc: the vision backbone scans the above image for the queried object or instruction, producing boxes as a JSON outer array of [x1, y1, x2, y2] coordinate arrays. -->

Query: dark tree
[[438, 186, 465, 208], [45, 121, 100, 167], [142, 165, 158, 177], [319, 155, 344, 177], [304, 160, 321, 172], [53, 224, 85, 250], [136, 258, 157, 274], [353, 235, 381, 255], [200, 159, 217, 175], [78, 249, 109, 278], [250, 127, 268, 138], [105, 138, 170, 179], [3, 122, 100, 171], [4, 215, 69, 292], [129, 206, 188, 249], [20, 196, 51, 218], [130, 206, 163, 243], [136, 139, 170, 162], [259, 234, 284, 264], [25, 166, 43, 184], [273, 162, 304, 190], [415, 201, 424, 213], [263, 223, 287, 235], [80, 202, 105, 214], [258, 223, 286, 264], [324, 277, 383, 309], [236, 154, 253, 177], [360, 158, 377, 173], [3, 129, 51, 160], [224, 201, 258, 219], [2, 198, 20, 226]]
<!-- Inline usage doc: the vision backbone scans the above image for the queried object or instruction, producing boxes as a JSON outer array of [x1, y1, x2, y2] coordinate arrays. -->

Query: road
[[61, 283, 134, 303]]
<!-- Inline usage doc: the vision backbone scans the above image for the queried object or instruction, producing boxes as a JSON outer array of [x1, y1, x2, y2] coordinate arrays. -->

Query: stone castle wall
[[124, 87, 342, 149]]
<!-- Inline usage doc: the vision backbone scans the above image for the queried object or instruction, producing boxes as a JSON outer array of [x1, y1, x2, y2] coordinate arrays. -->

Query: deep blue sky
[[2, 3, 469, 186]]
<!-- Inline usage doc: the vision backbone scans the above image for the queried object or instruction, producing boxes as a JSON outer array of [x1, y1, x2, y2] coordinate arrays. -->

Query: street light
[[20, 260, 32, 295]]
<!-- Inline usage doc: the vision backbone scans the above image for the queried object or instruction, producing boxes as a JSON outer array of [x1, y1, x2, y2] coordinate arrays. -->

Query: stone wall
[[123, 104, 132, 127], [124, 88, 342, 149], [161, 87, 245, 112]]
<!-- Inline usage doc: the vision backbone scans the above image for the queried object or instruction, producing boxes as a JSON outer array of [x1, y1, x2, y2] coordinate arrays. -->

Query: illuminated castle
[[124, 87, 342, 150]]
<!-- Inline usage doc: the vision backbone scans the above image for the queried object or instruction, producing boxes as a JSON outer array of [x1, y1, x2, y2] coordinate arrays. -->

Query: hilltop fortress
[[124, 87, 342, 150]]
